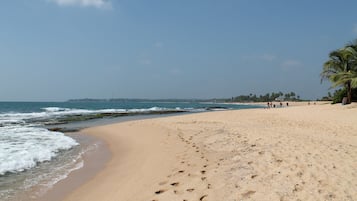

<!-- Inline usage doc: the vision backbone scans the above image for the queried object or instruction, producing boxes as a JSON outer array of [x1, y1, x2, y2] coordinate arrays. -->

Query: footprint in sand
[[186, 188, 195, 192], [171, 182, 179, 187], [155, 189, 166, 194], [200, 195, 208, 201], [296, 171, 303, 177], [292, 183, 303, 192], [173, 189, 184, 195], [241, 190, 256, 198]]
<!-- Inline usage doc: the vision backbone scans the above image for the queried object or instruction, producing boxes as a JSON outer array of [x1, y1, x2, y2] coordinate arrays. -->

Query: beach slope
[[64, 103, 357, 201]]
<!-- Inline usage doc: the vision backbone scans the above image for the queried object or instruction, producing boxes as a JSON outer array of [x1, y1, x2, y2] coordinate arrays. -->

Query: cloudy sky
[[1, 0, 357, 101]]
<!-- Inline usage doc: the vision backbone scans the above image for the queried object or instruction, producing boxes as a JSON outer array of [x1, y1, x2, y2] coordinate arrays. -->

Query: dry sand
[[63, 103, 357, 201]]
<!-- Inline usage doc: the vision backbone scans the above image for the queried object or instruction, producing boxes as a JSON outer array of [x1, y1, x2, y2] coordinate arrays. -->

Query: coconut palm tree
[[321, 44, 357, 104]]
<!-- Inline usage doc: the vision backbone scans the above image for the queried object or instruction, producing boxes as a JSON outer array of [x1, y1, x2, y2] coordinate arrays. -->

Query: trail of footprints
[[152, 125, 305, 201], [152, 131, 210, 201], [154, 118, 356, 200]]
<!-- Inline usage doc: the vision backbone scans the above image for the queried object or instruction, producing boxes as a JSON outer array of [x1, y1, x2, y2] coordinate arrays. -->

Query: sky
[[1, 0, 357, 101]]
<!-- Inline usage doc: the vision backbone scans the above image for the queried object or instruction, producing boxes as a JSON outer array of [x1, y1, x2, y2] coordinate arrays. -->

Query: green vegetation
[[320, 88, 357, 104], [321, 39, 357, 104], [227, 92, 301, 102]]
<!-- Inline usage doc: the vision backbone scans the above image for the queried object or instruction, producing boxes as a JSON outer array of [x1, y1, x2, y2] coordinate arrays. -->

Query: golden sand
[[63, 103, 357, 201]]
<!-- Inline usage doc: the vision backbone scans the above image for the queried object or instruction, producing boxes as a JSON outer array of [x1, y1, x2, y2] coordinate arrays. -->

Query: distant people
[[267, 102, 270, 109], [280, 102, 283, 107], [286, 102, 289, 106], [273, 104, 276, 108]]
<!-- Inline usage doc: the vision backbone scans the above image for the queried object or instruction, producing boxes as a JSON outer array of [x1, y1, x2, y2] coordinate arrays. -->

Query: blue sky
[[1, 0, 357, 101]]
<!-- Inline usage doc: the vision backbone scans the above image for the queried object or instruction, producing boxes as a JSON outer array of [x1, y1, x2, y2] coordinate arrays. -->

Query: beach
[[60, 103, 357, 201]]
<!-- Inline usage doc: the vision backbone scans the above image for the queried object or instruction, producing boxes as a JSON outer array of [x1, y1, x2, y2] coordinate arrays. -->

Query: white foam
[[45, 160, 84, 188], [42, 107, 71, 112], [0, 107, 184, 129], [0, 126, 78, 175], [127, 107, 183, 113], [44, 104, 211, 115], [0, 106, 189, 174]]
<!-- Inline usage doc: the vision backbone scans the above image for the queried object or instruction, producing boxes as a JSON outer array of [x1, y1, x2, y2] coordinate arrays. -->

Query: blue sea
[[0, 100, 260, 201]]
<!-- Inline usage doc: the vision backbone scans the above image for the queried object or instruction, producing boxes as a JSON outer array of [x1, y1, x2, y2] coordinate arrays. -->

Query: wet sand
[[31, 133, 110, 201]]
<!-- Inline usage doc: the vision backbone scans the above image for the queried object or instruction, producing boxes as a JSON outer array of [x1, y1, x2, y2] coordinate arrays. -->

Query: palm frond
[[321, 44, 357, 89]]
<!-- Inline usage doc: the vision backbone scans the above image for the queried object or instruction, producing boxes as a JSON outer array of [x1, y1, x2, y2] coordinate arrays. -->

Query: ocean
[[0, 100, 260, 201]]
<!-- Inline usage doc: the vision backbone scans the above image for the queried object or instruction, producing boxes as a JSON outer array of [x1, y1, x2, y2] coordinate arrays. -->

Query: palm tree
[[348, 41, 357, 88], [321, 44, 357, 104]]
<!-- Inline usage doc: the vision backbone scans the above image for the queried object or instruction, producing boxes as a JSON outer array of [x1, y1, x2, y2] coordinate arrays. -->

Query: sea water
[[0, 101, 260, 200]]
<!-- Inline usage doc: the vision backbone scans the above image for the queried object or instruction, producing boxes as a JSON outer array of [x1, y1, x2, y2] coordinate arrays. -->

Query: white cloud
[[353, 24, 357, 34], [241, 54, 302, 71], [260, 54, 276, 62], [241, 53, 276, 62], [49, 0, 112, 9], [281, 59, 301, 70]]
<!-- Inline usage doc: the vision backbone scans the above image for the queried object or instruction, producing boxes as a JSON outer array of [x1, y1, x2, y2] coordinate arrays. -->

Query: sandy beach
[[62, 103, 357, 201]]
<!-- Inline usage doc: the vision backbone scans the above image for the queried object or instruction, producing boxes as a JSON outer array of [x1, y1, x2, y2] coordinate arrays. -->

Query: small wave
[[41, 107, 71, 112], [28, 160, 84, 199], [0, 126, 78, 175]]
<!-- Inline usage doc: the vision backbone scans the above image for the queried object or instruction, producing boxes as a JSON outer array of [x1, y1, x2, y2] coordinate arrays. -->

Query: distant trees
[[321, 39, 357, 104], [320, 88, 357, 103], [229, 91, 300, 102]]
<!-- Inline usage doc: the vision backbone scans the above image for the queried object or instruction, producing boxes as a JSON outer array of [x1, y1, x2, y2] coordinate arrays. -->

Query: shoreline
[[32, 112, 194, 201], [29, 133, 110, 201], [27, 111, 220, 201], [61, 119, 187, 201], [38, 103, 356, 200]]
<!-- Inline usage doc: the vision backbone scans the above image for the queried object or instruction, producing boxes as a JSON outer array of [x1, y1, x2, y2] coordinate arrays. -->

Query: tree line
[[227, 92, 300, 102]]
